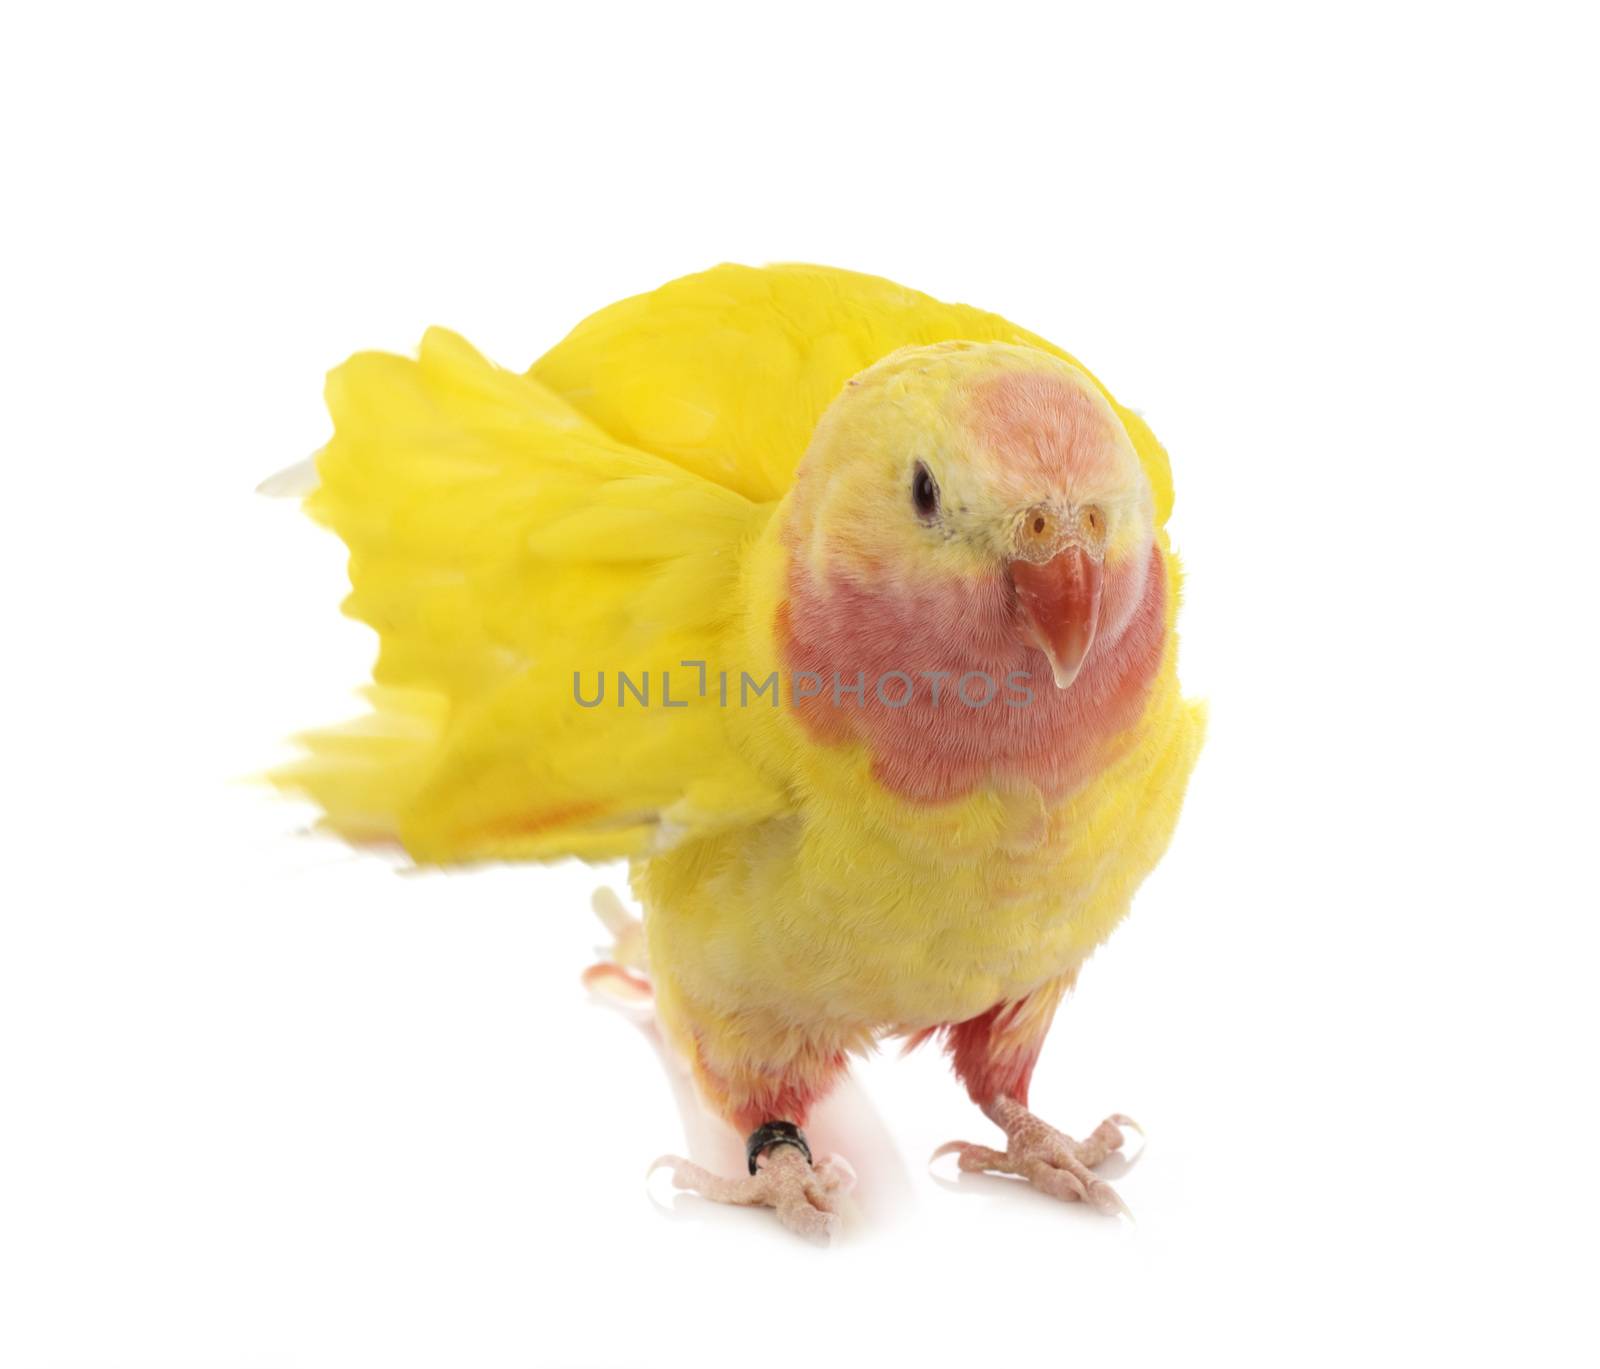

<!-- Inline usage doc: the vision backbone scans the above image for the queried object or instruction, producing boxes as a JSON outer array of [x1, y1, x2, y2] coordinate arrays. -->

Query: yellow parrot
[[277, 263, 1205, 1239]]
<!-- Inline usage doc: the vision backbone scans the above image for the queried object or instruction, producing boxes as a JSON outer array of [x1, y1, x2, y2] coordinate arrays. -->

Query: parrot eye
[[911, 461, 940, 521]]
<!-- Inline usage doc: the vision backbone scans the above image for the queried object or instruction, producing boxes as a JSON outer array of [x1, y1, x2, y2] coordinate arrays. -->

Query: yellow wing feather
[[278, 326, 783, 862], [531, 262, 1174, 524]]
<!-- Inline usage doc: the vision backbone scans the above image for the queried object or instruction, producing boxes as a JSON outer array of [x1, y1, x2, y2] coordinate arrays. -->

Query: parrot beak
[[1010, 544, 1104, 690]]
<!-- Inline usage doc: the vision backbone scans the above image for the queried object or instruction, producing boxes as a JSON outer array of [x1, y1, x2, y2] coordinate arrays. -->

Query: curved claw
[[812, 1152, 858, 1196], [647, 1153, 686, 1182], [1087, 1178, 1133, 1220]]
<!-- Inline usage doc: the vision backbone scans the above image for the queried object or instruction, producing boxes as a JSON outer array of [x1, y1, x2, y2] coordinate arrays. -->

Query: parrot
[[275, 263, 1205, 1240]]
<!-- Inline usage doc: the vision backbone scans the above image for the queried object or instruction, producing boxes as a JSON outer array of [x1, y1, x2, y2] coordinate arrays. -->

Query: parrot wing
[[277, 327, 786, 863], [530, 262, 1175, 525]]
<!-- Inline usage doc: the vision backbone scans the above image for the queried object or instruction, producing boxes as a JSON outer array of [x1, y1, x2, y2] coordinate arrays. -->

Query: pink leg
[[930, 976, 1139, 1216], [586, 890, 859, 1241]]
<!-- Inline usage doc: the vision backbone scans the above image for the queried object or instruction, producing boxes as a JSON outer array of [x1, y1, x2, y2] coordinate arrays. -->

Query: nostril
[[1017, 505, 1059, 558]]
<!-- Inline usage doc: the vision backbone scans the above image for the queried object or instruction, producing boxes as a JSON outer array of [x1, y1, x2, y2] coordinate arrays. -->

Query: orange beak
[[1010, 544, 1104, 690]]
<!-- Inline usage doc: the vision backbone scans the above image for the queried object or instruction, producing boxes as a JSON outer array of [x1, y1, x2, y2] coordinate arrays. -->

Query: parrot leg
[[651, 1124, 856, 1243], [643, 946, 864, 1241], [929, 977, 1136, 1214], [934, 1096, 1138, 1215]]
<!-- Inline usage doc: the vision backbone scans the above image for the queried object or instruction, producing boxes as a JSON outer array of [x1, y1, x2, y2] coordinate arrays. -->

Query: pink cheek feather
[[778, 544, 1167, 804]]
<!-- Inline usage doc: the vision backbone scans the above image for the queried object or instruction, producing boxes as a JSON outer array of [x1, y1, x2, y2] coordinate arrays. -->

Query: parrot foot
[[581, 886, 653, 1012], [933, 1096, 1139, 1216], [649, 1129, 856, 1244], [588, 885, 649, 974]]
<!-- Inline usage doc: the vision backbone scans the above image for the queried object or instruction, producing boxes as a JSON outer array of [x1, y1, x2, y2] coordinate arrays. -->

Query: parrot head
[[783, 341, 1158, 693]]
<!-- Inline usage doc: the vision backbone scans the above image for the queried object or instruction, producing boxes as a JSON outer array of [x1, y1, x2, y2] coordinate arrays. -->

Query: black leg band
[[745, 1120, 812, 1175]]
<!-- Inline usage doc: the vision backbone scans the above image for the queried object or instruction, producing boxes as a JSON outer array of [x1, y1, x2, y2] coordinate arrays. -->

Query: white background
[[2, 3, 1596, 1366]]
